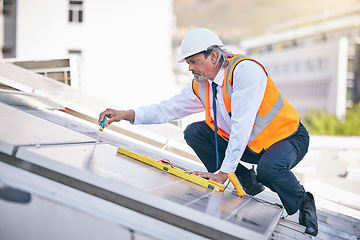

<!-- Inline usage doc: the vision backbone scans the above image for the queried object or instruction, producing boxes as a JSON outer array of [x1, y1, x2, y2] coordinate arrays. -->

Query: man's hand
[[98, 108, 135, 127], [192, 171, 228, 184]]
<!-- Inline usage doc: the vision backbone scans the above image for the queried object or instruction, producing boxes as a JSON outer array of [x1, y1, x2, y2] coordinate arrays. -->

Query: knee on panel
[[183, 122, 205, 143], [183, 123, 197, 142], [256, 160, 280, 185]]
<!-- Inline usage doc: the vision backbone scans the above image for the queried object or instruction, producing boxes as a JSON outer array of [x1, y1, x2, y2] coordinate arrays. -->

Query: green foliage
[[303, 103, 360, 136]]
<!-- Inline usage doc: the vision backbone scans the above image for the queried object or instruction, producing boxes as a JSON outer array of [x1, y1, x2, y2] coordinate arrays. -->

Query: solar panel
[[0, 61, 283, 239]]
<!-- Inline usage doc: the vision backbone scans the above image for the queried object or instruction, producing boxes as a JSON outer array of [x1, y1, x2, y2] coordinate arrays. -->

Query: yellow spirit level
[[117, 148, 225, 192]]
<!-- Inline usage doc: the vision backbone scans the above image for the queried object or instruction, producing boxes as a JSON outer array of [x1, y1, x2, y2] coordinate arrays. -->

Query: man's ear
[[210, 50, 218, 64]]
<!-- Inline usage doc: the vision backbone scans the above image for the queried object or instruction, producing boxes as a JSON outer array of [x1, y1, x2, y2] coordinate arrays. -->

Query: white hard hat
[[178, 28, 223, 62]]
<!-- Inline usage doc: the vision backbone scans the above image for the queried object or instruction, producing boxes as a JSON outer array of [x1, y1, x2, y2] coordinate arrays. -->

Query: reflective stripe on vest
[[192, 54, 300, 153], [250, 92, 284, 142]]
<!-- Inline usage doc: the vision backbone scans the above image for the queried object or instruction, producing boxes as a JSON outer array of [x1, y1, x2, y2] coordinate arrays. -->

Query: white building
[[240, 4, 360, 119], [1, 0, 177, 109]]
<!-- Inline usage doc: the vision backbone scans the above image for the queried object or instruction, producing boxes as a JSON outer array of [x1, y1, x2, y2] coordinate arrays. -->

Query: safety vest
[[192, 54, 300, 154]]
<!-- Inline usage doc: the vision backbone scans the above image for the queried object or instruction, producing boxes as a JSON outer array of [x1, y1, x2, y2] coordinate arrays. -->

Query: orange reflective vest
[[192, 54, 300, 154]]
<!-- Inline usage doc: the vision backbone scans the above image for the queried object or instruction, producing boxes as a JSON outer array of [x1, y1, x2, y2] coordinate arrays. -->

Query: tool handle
[[228, 172, 246, 197], [99, 116, 108, 131]]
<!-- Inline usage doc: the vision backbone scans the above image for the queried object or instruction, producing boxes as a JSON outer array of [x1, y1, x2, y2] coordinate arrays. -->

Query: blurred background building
[[0, 0, 176, 109], [240, 4, 360, 119]]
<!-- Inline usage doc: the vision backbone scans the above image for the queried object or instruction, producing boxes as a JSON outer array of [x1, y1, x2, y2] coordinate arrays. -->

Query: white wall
[[15, 0, 176, 109], [16, 0, 69, 58]]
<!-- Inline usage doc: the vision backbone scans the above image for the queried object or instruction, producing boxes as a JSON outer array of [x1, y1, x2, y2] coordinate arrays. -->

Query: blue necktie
[[211, 81, 219, 169]]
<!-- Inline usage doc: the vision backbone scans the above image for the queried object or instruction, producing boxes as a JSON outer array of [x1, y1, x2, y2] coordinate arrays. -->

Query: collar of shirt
[[212, 66, 225, 86], [208, 66, 231, 135]]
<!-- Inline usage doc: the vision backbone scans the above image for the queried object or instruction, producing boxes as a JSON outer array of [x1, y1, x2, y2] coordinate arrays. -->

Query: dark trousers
[[183, 121, 309, 215]]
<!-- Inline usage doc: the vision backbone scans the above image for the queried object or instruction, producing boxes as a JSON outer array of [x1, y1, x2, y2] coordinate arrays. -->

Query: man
[[98, 28, 318, 236]]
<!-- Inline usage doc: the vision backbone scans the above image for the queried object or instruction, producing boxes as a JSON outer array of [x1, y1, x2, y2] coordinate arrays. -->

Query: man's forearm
[[123, 110, 135, 122]]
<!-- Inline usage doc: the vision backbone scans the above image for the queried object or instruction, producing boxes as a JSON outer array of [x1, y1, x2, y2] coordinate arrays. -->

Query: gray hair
[[203, 45, 234, 68]]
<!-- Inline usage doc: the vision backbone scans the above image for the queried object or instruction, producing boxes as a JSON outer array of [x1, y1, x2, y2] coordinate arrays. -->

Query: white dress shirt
[[133, 60, 267, 174]]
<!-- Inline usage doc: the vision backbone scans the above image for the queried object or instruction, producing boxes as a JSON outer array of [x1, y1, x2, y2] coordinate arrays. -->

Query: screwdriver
[[84, 116, 108, 170]]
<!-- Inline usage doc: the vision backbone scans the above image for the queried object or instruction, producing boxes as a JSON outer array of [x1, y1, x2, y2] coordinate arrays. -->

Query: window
[[3, 0, 15, 16], [69, 0, 83, 23], [12, 59, 72, 86], [68, 49, 82, 55]]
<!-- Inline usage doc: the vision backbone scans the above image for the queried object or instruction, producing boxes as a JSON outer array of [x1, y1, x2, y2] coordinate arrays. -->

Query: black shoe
[[299, 192, 318, 236], [237, 166, 265, 196]]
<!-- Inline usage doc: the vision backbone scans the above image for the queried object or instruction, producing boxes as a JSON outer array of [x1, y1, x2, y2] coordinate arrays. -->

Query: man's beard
[[192, 71, 207, 83]]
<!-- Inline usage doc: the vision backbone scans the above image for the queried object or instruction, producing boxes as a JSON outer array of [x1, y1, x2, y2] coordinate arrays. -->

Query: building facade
[[240, 4, 360, 119], [1, 0, 177, 108]]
